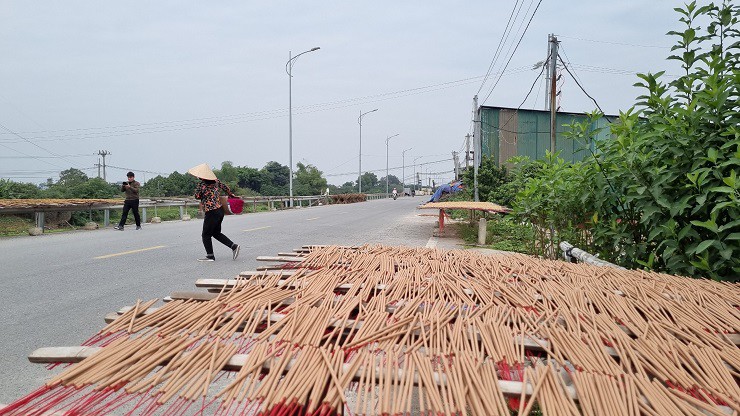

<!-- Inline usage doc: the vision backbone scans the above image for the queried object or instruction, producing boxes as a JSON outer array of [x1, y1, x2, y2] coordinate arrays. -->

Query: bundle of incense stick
[[4, 244, 739, 416]]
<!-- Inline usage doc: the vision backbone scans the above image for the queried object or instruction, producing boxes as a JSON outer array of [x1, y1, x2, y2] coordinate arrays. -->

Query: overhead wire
[[324, 158, 452, 178], [557, 54, 606, 114], [0, 122, 84, 170], [558, 34, 670, 49], [475, 0, 523, 95], [481, 0, 544, 104], [0, 69, 531, 145]]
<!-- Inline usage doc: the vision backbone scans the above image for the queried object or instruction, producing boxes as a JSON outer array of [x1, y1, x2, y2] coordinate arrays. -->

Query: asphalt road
[[0, 196, 449, 404]]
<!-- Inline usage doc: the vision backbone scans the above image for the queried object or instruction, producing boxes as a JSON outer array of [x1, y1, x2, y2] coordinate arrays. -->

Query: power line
[[106, 164, 170, 176], [476, 0, 523, 95], [558, 35, 670, 49], [0, 123, 82, 170], [0, 71, 522, 145], [558, 54, 606, 114], [324, 158, 452, 178], [481, 0, 544, 104], [0, 153, 93, 159]]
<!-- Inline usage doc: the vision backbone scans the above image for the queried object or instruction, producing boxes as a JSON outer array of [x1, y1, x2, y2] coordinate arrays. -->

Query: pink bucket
[[228, 198, 244, 214]]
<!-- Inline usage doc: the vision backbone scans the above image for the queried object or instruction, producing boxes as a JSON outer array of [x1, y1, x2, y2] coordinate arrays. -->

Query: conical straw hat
[[187, 163, 217, 180]]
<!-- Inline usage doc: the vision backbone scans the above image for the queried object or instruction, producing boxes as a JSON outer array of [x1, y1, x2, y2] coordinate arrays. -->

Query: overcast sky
[[0, 1, 684, 187]]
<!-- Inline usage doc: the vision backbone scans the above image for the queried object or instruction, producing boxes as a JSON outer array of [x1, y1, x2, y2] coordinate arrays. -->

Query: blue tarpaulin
[[429, 180, 463, 202]]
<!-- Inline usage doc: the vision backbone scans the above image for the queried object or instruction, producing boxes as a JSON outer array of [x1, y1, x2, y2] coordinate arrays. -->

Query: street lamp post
[[385, 133, 399, 197], [402, 148, 412, 192], [358, 109, 378, 193], [413, 156, 423, 193], [286, 47, 320, 208]]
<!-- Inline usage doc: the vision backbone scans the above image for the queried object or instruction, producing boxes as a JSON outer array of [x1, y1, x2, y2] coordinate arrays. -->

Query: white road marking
[[425, 237, 438, 248], [243, 226, 271, 232], [95, 245, 166, 259], [306, 217, 319, 221]]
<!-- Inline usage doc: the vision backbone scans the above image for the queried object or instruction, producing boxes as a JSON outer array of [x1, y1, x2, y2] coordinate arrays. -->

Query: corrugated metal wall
[[479, 106, 610, 165]]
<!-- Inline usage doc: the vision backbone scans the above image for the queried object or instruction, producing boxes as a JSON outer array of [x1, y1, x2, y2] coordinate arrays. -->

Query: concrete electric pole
[[547, 34, 559, 153], [472, 96, 480, 202], [97, 150, 110, 181]]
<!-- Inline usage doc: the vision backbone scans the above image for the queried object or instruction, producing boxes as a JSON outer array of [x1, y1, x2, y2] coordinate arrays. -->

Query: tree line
[[0, 160, 406, 200]]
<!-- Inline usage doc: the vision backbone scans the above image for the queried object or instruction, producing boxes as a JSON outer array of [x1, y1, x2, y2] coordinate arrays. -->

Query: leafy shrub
[[571, 1, 740, 279], [513, 153, 593, 259]]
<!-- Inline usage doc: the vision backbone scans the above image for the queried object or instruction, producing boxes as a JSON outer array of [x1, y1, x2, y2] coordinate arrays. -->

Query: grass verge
[[458, 215, 535, 255]]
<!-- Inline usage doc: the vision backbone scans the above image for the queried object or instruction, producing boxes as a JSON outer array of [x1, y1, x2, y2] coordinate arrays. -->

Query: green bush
[[513, 153, 593, 259], [570, 1, 740, 279]]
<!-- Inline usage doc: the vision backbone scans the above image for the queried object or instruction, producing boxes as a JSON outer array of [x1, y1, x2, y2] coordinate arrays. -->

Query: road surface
[[0, 196, 454, 404]]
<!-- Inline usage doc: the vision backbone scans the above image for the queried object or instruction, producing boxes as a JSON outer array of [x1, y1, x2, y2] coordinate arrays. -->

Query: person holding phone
[[114, 171, 141, 230]]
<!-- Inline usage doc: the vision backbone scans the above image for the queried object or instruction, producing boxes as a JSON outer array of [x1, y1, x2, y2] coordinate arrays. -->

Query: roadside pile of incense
[[3, 244, 738, 415]]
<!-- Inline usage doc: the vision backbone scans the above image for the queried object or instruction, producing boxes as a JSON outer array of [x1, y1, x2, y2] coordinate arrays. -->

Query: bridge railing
[[0, 194, 392, 232]]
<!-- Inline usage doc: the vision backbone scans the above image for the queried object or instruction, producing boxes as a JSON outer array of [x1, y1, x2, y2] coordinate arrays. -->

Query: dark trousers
[[119, 199, 141, 227], [202, 208, 234, 257]]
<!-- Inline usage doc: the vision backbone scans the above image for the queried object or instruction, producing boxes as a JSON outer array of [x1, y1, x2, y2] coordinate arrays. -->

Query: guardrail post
[[104, 209, 110, 227], [142, 207, 147, 223], [253, 200, 256, 213], [35, 212, 45, 232], [179, 205, 184, 219], [269, 199, 274, 211]]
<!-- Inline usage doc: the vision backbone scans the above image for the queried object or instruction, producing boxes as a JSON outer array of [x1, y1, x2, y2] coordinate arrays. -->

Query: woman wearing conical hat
[[187, 163, 241, 262]]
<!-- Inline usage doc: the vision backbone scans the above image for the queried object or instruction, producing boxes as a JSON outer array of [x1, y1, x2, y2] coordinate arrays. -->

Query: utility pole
[[465, 134, 471, 169], [97, 150, 110, 181], [548, 34, 559, 153], [96, 158, 101, 178], [452, 151, 459, 180], [472, 96, 480, 202]]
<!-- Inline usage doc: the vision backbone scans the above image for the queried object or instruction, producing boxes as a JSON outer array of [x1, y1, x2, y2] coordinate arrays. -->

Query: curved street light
[[385, 133, 399, 196], [286, 47, 320, 207], [402, 148, 413, 191], [413, 155, 424, 193], [358, 109, 378, 193]]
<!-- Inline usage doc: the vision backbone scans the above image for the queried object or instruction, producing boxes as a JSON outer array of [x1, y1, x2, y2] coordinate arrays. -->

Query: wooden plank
[[239, 270, 296, 278], [256, 256, 304, 262], [26, 346, 574, 399], [169, 291, 218, 301], [26, 346, 736, 415]]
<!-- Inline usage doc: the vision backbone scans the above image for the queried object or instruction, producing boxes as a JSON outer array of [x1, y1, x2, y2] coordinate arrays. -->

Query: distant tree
[[360, 172, 378, 190], [262, 161, 289, 186], [378, 175, 402, 187], [140, 175, 167, 197], [237, 167, 267, 193], [70, 178, 119, 199], [163, 171, 199, 197], [0, 179, 41, 199], [294, 162, 328, 195], [260, 161, 290, 195], [57, 168, 89, 187], [216, 161, 238, 182]]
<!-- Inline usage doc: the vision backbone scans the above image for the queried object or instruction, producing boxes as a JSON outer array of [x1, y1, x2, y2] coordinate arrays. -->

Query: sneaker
[[198, 257, 215, 262], [136, 226, 142, 230], [113, 226, 123, 231], [232, 245, 240, 260]]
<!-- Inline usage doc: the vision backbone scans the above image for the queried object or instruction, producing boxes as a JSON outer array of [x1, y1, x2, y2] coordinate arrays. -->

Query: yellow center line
[[95, 245, 166, 259], [306, 217, 320, 221], [243, 226, 272, 232]]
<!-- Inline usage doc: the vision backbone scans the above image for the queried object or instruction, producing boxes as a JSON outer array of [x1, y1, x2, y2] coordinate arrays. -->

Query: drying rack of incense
[[417, 201, 511, 213], [417, 202, 511, 232], [0, 198, 124, 211], [3, 245, 739, 416]]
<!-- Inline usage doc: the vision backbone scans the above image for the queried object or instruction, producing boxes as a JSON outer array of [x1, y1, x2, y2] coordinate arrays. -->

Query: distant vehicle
[[403, 187, 412, 196]]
